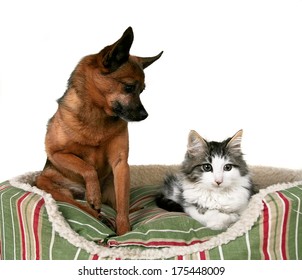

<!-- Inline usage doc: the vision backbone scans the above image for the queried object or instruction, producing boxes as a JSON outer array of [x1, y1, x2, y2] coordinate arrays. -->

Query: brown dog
[[35, 27, 162, 235]]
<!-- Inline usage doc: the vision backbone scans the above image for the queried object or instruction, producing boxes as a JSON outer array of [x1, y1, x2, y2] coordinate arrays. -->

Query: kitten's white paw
[[205, 211, 239, 230], [229, 213, 240, 223]]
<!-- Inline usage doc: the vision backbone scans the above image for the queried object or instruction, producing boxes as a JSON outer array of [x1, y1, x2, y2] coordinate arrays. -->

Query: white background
[[0, 260, 301, 279], [0, 0, 302, 182], [0, 260, 300, 279]]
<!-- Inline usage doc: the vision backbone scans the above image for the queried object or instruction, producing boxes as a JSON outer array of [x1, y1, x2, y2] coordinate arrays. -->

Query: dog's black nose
[[139, 108, 148, 120]]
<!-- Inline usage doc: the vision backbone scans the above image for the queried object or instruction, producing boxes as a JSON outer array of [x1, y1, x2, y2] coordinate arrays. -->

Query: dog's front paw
[[86, 185, 101, 212], [116, 215, 131, 235], [80, 203, 100, 220], [87, 199, 101, 213]]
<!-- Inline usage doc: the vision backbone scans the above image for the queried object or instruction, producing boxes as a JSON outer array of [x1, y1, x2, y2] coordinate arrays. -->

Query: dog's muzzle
[[112, 101, 148, 122]]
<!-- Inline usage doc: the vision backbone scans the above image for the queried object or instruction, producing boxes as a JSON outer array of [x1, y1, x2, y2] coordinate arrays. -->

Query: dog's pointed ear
[[99, 27, 134, 73], [137, 51, 163, 69]]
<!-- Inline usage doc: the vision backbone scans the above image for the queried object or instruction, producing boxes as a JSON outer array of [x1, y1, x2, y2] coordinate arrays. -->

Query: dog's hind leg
[[35, 172, 100, 219], [46, 152, 102, 213]]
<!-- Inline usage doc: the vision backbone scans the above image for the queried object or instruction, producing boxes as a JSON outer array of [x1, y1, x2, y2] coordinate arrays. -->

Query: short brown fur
[[35, 27, 162, 235]]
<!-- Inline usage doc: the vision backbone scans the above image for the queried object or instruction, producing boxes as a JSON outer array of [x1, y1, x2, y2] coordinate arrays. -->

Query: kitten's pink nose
[[215, 180, 222, 186]]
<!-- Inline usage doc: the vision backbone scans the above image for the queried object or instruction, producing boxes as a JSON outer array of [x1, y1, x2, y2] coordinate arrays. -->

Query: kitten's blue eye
[[202, 164, 212, 172], [224, 164, 233, 171]]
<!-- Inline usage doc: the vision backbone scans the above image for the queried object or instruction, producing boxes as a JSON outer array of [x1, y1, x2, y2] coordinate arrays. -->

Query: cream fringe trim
[[9, 172, 302, 260]]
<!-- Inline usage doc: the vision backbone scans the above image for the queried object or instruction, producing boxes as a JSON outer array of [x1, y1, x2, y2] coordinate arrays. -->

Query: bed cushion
[[0, 172, 301, 259]]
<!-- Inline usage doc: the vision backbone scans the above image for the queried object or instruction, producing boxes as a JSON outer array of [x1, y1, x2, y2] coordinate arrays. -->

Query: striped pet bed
[[0, 171, 301, 260]]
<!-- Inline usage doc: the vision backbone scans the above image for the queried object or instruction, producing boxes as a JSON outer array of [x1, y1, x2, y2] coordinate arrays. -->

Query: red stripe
[[33, 199, 44, 260], [17, 193, 31, 260], [108, 239, 205, 248], [199, 251, 206, 260], [92, 254, 99, 260], [262, 201, 270, 260], [277, 192, 289, 260], [177, 255, 184, 260]]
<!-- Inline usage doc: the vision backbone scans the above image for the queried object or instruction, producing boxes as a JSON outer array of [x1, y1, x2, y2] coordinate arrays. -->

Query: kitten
[[156, 129, 254, 230]]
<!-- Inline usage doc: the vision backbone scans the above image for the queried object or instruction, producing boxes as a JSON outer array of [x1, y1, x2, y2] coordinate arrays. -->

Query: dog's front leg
[[112, 154, 131, 235], [51, 152, 101, 212]]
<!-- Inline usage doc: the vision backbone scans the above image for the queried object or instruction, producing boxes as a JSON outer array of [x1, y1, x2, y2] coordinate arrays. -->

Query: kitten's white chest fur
[[182, 176, 251, 214]]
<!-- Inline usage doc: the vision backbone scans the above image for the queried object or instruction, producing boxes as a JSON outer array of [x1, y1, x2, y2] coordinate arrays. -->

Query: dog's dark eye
[[124, 84, 136, 93], [202, 164, 212, 172], [224, 164, 233, 171]]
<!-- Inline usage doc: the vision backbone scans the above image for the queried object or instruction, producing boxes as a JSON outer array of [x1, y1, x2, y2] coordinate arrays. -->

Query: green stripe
[[281, 186, 302, 259], [268, 193, 281, 259], [207, 246, 222, 260], [0, 186, 23, 259], [58, 203, 115, 242]]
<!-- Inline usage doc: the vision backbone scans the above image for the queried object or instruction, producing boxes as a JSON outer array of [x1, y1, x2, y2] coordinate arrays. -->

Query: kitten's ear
[[187, 130, 207, 156], [227, 129, 243, 151]]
